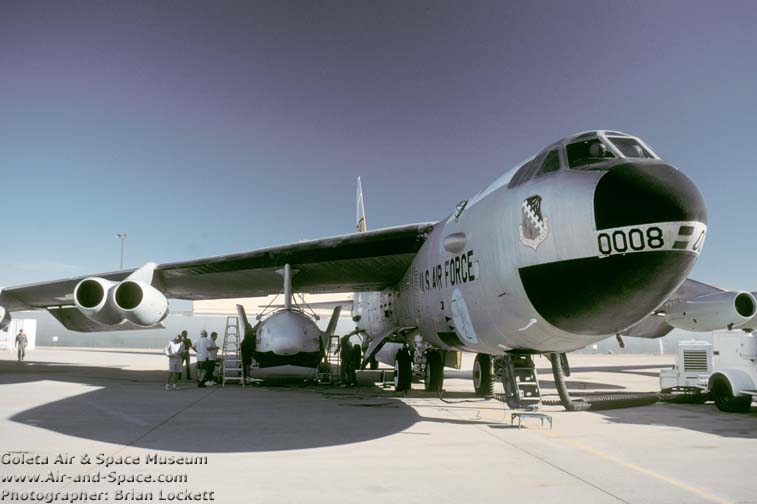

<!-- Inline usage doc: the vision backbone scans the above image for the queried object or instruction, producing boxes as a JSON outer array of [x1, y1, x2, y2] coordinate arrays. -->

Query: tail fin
[[356, 177, 367, 233], [325, 306, 342, 336], [236, 304, 254, 338]]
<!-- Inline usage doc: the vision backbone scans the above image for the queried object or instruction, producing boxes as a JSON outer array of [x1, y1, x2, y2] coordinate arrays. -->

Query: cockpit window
[[607, 137, 655, 159], [508, 151, 545, 188], [534, 150, 560, 177], [508, 148, 563, 188], [567, 138, 615, 168]]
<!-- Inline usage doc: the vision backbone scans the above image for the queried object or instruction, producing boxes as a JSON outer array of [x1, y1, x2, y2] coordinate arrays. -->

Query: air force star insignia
[[519, 195, 549, 250]]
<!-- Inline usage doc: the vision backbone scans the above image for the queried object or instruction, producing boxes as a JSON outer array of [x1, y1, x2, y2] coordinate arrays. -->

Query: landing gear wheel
[[711, 376, 752, 413], [424, 351, 444, 392], [473, 354, 493, 396], [394, 348, 412, 392], [369, 358, 379, 370]]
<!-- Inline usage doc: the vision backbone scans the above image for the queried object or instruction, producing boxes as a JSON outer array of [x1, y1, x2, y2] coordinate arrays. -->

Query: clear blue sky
[[0, 1, 755, 292]]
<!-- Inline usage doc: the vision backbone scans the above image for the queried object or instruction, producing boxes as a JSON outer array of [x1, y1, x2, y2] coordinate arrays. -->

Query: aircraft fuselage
[[355, 131, 707, 355]]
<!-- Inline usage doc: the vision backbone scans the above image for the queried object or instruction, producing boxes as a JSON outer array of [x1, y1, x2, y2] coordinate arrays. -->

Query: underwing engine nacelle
[[113, 280, 169, 327], [0, 306, 11, 331], [665, 291, 757, 331], [73, 277, 124, 325], [73, 263, 168, 327]]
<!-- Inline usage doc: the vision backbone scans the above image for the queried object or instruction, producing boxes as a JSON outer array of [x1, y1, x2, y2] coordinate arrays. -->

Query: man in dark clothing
[[180, 330, 192, 381], [240, 332, 255, 383], [15, 330, 28, 362], [337, 334, 354, 387], [350, 344, 362, 386]]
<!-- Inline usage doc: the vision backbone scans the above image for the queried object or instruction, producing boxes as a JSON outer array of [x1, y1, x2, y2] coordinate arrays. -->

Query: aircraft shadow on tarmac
[[447, 369, 626, 390], [598, 402, 757, 439], [1, 361, 495, 453]]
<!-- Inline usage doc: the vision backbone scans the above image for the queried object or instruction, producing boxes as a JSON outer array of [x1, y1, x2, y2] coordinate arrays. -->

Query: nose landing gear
[[473, 353, 493, 396]]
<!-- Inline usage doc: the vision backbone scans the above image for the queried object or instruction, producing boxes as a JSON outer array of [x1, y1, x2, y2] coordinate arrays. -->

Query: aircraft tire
[[711, 376, 752, 413], [473, 353, 493, 396], [424, 351, 444, 392], [394, 349, 412, 391]]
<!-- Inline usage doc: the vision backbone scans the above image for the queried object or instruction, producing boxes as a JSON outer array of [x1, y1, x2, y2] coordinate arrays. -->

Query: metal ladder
[[500, 353, 542, 410], [221, 316, 244, 387], [318, 334, 341, 384]]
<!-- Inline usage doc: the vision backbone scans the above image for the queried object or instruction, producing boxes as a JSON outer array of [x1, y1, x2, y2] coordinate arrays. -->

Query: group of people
[[164, 329, 220, 391], [165, 327, 364, 390]]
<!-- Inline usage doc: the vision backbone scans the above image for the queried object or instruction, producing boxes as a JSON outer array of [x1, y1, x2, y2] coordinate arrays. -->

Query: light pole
[[116, 233, 127, 269]]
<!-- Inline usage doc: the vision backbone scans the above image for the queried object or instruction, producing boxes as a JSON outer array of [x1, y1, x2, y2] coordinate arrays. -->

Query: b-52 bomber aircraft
[[1, 130, 754, 409]]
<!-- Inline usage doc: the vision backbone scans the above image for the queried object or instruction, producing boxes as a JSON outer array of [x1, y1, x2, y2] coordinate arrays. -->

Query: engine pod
[[0, 306, 11, 331], [73, 277, 124, 326], [113, 280, 169, 327], [666, 291, 757, 331]]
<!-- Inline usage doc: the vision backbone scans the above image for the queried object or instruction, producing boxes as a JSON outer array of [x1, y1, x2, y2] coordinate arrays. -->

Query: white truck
[[660, 331, 756, 413]]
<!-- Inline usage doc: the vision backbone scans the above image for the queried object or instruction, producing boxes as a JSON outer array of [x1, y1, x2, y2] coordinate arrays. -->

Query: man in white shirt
[[205, 332, 220, 386], [164, 334, 184, 391], [192, 330, 212, 388]]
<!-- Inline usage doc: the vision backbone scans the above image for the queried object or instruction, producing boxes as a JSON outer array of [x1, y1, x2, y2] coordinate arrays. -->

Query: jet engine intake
[[0, 306, 11, 331], [113, 280, 169, 327], [665, 291, 757, 331], [73, 277, 124, 326]]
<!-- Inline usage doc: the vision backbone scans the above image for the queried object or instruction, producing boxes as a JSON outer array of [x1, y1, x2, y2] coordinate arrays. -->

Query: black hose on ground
[[547, 352, 591, 411], [544, 352, 662, 410]]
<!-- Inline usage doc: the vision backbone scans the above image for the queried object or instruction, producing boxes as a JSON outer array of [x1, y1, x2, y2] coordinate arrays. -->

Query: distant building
[[0, 319, 37, 351], [192, 293, 353, 319]]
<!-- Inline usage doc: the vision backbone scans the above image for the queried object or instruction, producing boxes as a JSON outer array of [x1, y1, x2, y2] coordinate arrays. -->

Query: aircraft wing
[[0, 223, 435, 312], [621, 278, 725, 338]]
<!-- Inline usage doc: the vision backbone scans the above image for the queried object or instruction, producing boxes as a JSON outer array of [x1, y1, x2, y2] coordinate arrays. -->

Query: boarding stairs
[[221, 316, 244, 387], [499, 353, 542, 410]]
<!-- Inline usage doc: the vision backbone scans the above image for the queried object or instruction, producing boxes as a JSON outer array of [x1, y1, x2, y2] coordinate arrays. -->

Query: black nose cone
[[594, 161, 707, 230], [518, 161, 708, 337]]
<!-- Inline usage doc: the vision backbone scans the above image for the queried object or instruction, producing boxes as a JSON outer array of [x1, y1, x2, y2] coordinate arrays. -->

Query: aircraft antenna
[[356, 177, 367, 233]]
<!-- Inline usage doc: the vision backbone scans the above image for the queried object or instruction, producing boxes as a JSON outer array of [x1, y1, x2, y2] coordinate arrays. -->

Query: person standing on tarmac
[[192, 330, 213, 387], [180, 330, 192, 381], [206, 332, 219, 385], [164, 334, 184, 391], [240, 330, 255, 384], [15, 329, 28, 362], [350, 343, 362, 386], [337, 334, 354, 387]]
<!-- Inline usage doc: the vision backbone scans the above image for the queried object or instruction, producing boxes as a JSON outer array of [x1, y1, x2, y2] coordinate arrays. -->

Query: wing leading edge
[[0, 223, 434, 312]]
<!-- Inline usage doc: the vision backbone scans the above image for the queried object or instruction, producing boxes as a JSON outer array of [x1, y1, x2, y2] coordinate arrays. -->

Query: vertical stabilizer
[[356, 177, 367, 233], [236, 304, 254, 338], [325, 306, 342, 336]]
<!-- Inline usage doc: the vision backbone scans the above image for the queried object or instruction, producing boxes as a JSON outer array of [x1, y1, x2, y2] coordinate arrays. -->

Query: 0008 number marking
[[597, 227, 663, 255]]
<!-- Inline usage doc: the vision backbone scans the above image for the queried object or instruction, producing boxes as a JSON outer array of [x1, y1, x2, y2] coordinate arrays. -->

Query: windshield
[[566, 138, 615, 169], [608, 137, 655, 159]]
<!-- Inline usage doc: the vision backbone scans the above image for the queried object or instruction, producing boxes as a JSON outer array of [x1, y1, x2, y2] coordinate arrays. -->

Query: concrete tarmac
[[0, 348, 755, 504]]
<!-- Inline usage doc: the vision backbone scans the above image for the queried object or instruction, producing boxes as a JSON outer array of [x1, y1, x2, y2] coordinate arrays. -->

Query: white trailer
[[660, 331, 756, 412]]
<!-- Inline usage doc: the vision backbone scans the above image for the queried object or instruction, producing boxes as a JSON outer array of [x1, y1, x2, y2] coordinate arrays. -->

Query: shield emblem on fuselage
[[519, 195, 549, 249]]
